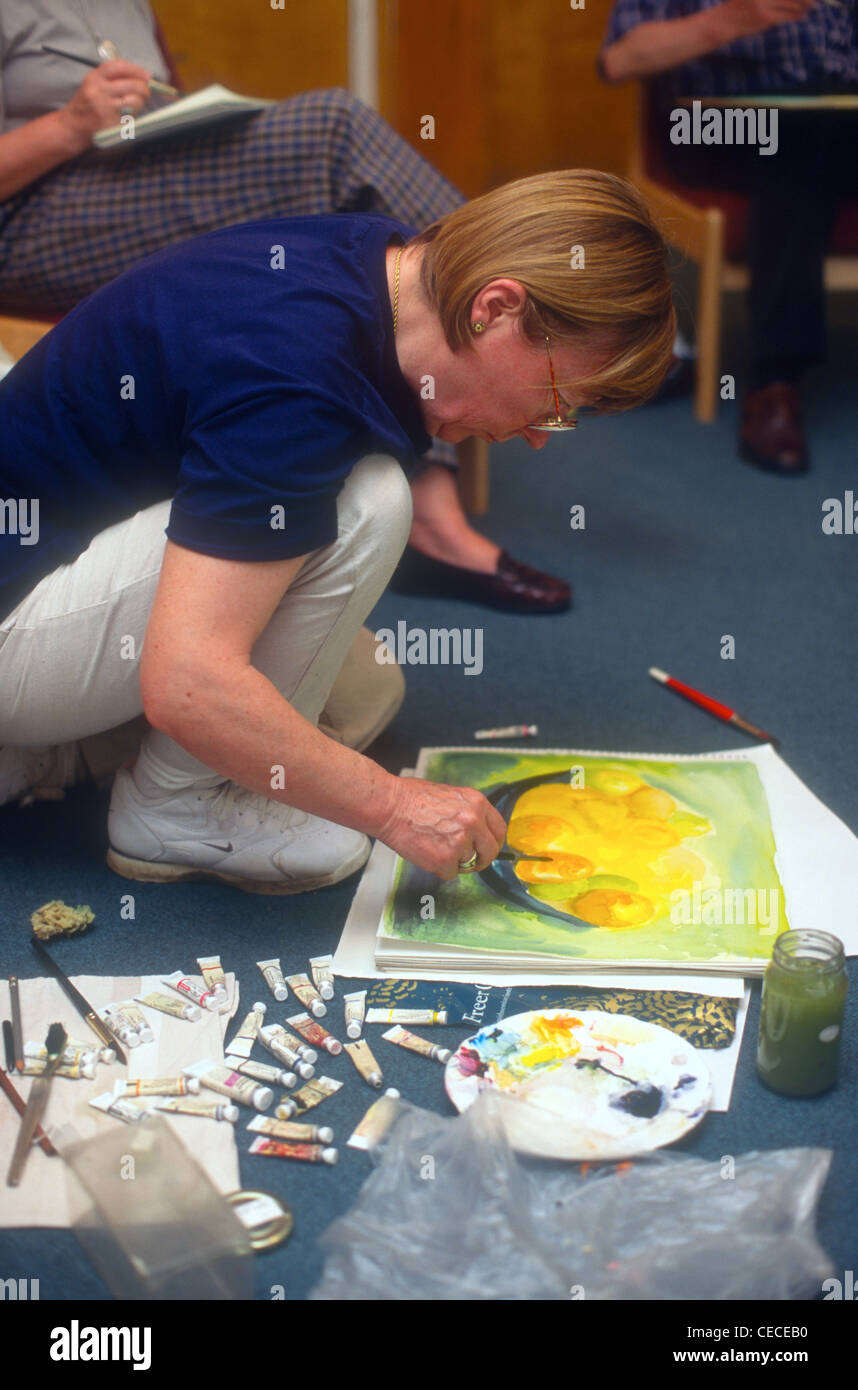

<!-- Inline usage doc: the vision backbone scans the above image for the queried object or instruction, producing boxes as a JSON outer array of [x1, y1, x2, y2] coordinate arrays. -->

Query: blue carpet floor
[[2, 290, 856, 1301]]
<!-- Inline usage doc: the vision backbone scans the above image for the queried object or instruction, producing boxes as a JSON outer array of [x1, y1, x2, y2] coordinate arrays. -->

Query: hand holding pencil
[[48, 52, 172, 152]]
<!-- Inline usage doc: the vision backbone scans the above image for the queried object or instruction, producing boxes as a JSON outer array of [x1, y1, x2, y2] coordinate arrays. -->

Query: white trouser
[[0, 454, 412, 783]]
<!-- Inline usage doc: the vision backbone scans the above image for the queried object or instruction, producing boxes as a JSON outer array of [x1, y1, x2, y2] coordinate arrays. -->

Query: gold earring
[[471, 321, 486, 333]]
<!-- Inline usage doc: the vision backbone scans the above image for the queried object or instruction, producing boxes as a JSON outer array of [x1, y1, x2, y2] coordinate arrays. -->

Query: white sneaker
[[0, 742, 86, 808], [107, 768, 371, 894]]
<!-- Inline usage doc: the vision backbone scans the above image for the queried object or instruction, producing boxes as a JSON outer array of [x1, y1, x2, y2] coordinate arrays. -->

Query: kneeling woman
[[0, 170, 674, 892]]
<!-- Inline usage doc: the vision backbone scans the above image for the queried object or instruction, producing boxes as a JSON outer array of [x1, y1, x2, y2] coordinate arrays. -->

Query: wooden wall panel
[[379, 0, 491, 198], [485, 0, 634, 186], [153, 0, 349, 100]]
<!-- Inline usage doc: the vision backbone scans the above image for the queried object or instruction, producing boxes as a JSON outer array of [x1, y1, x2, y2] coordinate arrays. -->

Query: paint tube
[[65, 1037, 116, 1065], [258, 1025, 314, 1078], [184, 1060, 273, 1111], [382, 1024, 451, 1065], [347, 1089, 402, 1151], [226, 1001, 267, 1060], [161, 970, 219, 1012], [24, 1040, 98, 1069], [257, 957, 289, 1002], [113, 999, 155, 1044], [344, 1038, 384, 1089], [276, 1075, 342, 1119], [120, 1076, 202, 1098], [247, 1115, 334, 1144], [23, 1056, 95, 1080], [272, 1022, 317, 1064], [156, 1097, 239, 1123], [136, 990, 200, 1022], [225, 1056, 297, 1089], [285, 972, 326, 1018], [90, 1091, 148, 1124], [366, 1007, 448, 1026], [98, 1003, 140, 1048], [248, 1135, 337, 1165], [196, 954, 227, 998], [309, 953, 335, 1001], [286, 1011, 342, 1056], [344, 989, 366, 1039]]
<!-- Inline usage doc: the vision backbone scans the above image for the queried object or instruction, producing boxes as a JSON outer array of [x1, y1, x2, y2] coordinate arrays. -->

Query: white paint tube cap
[[186, 1077, 202, 1094], [318, 982, 335, 1001], [346, 1020, 362, 1039], [220, 1104, 240, 1123], [272, 984, 288, 1002], [298, 1045, 318, 1065], [320, 1147, 338, 1165], [309, 1000, 326, 1019], [280, 1072, 298, 1090], [137, 1025, 155, 1044], [316, 1126, 334, 1144], [296, 1061, 315, 1081], [251, 1085, 274, 1111], [275, 1100, 296, 1120]]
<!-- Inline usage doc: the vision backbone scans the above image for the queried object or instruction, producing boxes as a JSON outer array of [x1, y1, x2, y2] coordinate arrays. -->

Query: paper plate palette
[[444, 1008, 711, 1160]]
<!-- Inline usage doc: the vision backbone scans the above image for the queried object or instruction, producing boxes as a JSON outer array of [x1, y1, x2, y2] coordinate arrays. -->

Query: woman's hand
[[58, 59, 153, 150], [375, 777, 507, 879]]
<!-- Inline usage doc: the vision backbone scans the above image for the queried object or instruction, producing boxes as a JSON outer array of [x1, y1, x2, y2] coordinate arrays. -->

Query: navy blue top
[[0, 214, 430, 623]]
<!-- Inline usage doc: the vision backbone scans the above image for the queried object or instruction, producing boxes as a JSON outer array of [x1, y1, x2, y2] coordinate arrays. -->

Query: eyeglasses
[[529, 336, 579, 432]]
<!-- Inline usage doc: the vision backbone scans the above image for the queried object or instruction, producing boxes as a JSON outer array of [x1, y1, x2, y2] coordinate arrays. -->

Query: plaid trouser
[[0, 87, 462, 315], [0, 87, 462, 467]]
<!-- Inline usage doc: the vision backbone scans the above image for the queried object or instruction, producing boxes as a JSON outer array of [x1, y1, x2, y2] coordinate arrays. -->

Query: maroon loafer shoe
[[739, 383, 809, 475], [390, 547, 572, 613]]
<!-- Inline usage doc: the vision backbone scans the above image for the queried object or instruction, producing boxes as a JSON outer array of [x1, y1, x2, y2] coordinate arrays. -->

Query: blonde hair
[[412, 170, 676, 412]]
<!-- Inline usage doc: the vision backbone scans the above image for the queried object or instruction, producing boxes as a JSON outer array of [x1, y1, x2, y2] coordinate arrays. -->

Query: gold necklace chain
[[393, 246, 403, 336]]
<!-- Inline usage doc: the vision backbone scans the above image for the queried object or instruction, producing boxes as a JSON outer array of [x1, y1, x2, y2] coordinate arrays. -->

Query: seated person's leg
[[0, 89, 463, 316], [740, 111, 847, 475]]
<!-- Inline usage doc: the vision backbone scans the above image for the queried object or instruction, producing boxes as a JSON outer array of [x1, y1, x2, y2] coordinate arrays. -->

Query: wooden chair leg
[[455, 437, 490, 514], [694, 209, 724, 423]]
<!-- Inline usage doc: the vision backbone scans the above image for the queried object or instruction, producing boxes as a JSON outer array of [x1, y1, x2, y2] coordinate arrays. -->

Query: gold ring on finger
[[458, 850, 479, 871]]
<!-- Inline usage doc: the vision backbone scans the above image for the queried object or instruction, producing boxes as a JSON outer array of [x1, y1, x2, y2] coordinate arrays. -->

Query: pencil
[[649, 667, 778, 744], [41, 45, 179, 98]]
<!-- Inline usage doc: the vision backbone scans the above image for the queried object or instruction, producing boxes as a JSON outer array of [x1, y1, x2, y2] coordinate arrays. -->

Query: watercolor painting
[[377, 749, 789, 971]]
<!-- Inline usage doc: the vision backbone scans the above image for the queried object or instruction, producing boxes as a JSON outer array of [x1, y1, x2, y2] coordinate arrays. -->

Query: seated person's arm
[[0, 59, 151, 200], [600, 0, 815, 84], [140, 541, 506, 879]]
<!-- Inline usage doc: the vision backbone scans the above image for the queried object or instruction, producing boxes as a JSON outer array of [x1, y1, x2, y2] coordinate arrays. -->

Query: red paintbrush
[[649, 667, 778, 745]]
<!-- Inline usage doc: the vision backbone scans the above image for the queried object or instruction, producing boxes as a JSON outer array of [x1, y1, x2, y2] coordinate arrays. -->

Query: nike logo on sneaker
[[202, 841, 234, 853]]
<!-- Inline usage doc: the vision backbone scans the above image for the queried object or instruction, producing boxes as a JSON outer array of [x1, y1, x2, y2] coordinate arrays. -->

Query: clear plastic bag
[[311, 1094, 834, 1301]]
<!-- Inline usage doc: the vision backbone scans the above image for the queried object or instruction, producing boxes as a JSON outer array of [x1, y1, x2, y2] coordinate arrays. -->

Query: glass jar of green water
[[757, 930, 848, 1097]]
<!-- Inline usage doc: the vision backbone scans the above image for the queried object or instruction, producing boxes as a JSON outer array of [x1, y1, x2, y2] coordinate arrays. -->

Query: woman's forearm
[[0, 110, 88, 201], [601, 3, 742, 84], [144, 657, 401, 841]]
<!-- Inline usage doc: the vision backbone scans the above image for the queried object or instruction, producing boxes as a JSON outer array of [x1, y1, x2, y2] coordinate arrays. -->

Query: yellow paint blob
[[506, 771, 712, 929], [572, 889, 654, 928], [514, 855, 593, 884]]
